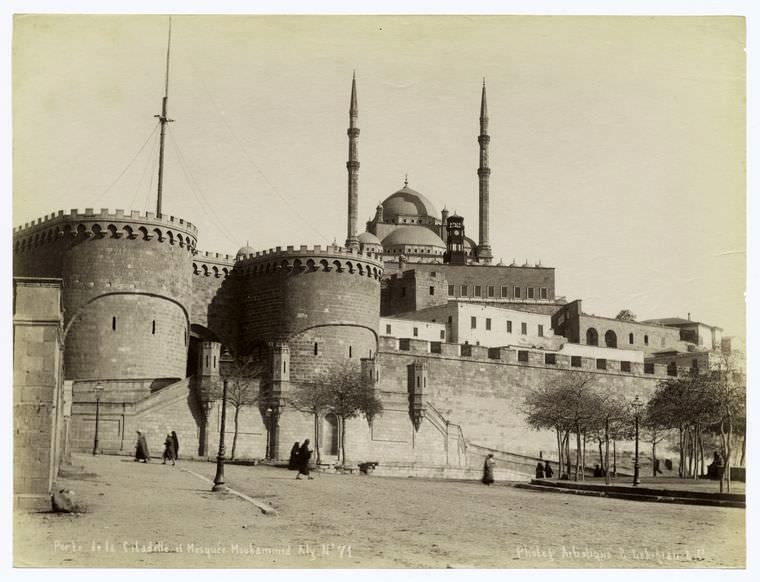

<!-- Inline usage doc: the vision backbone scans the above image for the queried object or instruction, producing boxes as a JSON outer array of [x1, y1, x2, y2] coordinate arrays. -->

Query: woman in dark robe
[[535, 461, 545, 479], [482, 454, 495, 485], [162, 433, 176, 465], [296, 439, 313, 479], [544, 460, 553, 479], [171, 431, 179, 460], [288, 442, 301, 470], [134, 431, 151, 462]]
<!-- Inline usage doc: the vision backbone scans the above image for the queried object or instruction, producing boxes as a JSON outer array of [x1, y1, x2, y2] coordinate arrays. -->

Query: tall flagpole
[[155, 18, 174, 217]]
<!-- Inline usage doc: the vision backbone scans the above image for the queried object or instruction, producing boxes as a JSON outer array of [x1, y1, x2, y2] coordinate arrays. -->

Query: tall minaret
[[477, 79, 493, 264], [345, 72, 360, 251]]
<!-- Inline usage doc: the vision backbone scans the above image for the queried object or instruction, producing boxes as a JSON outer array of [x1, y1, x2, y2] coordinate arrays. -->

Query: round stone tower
[[236, 244, 383, 381], [13, 208, 197, 386]]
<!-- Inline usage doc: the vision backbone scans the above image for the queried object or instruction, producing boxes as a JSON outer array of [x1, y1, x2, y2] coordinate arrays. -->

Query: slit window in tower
[[349, 346, 352, 358], [314, 342, 319, 356], [152, 320, 156, 335], [112, 316, 116, 331], [214, 356, 217, 369]]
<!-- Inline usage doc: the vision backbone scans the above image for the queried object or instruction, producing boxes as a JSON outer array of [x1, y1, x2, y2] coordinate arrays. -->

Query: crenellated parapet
[[193, 250, 235, 279], [12, 208, 198, 253], [235, 244, 384, 280]]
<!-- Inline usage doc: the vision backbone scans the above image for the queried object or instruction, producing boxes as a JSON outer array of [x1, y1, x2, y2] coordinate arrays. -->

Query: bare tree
[[290, 380, 332, 464], [221, 355, 265, 460], [317, 361, 383, 465]]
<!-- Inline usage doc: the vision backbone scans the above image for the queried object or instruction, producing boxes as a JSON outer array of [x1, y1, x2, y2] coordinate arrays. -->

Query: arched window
[[586, 328, 599, 346], [605, 330, 617, 349]]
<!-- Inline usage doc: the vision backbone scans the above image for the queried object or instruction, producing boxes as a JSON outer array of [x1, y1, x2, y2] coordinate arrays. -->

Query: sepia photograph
[[6, 1, 753, 575]]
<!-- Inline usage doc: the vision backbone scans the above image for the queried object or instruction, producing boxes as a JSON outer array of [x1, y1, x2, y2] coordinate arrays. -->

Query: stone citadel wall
[[13, 209, 197, 385], [191, 251, 238, 347]]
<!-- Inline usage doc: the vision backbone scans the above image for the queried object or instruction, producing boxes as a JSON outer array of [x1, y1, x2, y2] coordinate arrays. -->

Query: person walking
[[296, 439, 314, 480], [288, 442, 301, 470], [482, 454, 496, 485], [162, 433, 176, 465], [171, 431, 180, 460], [134, 431, 150, 463]]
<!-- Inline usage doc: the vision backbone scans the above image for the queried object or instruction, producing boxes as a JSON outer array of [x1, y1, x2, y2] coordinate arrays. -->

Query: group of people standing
[[133, 430, 179, 465], [288, 440, 314, 480], [482, 455, 555, 485]]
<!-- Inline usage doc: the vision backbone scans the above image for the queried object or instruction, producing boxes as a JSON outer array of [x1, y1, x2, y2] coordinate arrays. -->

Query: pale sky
[[12, 14, 746, 337]]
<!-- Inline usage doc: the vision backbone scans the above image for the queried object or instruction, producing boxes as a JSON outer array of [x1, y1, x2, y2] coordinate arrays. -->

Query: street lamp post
[[631, 394, 643, 486], [92, 383, 104, 455], [265, 407, 273, 460], [212, 378, 229, 492]]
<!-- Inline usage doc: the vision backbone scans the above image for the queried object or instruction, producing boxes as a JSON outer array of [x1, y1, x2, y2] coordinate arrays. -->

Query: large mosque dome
[[381, 226, 446, 256], [381, 185, 439, 222]]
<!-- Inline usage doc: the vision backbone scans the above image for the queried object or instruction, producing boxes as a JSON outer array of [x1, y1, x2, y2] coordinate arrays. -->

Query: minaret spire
[[155, 17, 174, 217], [477, 79, 493, 264], [345, 72, 360, 250]]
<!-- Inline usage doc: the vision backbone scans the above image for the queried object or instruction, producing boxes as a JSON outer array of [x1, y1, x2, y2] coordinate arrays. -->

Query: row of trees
[[523, 354, 745, 491], [219, 356, 382, 464]]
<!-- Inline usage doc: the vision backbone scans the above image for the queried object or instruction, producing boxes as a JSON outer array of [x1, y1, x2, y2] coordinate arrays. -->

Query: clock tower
[[444, 214, 467, 265]]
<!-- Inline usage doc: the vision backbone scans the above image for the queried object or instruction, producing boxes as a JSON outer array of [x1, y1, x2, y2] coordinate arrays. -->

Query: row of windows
[[470, 317, 544, 337], [448, 285, 549, 300], [586, 328, 666, 348], [384, 324, 446, 340]]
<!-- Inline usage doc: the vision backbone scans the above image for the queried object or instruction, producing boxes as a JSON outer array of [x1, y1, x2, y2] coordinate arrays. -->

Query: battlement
[[378, 335, 676, 380], [236, 244, 384, 280], [192, 250, 235, 279], [13, 208, 199, 238], [13, 208, 198, 253]]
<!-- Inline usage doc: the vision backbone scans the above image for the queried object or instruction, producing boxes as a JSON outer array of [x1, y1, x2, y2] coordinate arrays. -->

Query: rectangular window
[[518, 350, 529, 363], [488, 285, 495, 298], [488, 347, 500, 359], [644, 363, 655, 374], [399, 338, 410, 351], [501, 286, 508, 298], [596, 359, 607, 370], [474, 285, 482, 297], [521, 322, 527, 335], [413, 327, 418, 337], [471, 316, 477, 329], [691, 359, 699, 370], [540, 288, 548, 300], [461, 285, 468, 296], [621, 361, 631, 373], [461, 344, 472, 357], [486, 318, 492, 331], [571, 355, 582, 368], [448, 285, 455, 297], [538, 324, 544, 337], [429, 286, 435, 296], [528, 287, 535, 299], [514, 286, 521, 299], [507, 320, 512, 333], [386, 324, 392, 334], [440, 330, 445, 340], [545, 353, 556, 365], [431, 342, 442, 354]]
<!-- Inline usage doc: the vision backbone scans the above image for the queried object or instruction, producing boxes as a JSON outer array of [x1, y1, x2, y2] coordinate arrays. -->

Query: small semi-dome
[[381, 185, 439, 221], [381, 226, 446, 249], [236, 245, 255, 261], [358, 231, 382, 245]]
